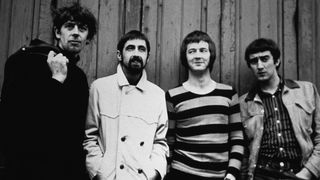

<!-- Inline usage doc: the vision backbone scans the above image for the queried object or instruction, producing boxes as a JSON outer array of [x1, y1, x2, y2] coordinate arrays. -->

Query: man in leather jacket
[[0, 3, 97, 180], [240, 38, 320, 180]]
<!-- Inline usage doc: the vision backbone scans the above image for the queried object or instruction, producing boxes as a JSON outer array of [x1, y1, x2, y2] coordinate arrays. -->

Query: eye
[[248, 57, 259, 64], [260, 55, 270, 62], [200, 48, 208, 53], [64, 22, 76, 30], [138, 46, 146, 52], [125, 45, 135, 51], [78, 24, 88, 32], [187, 49, 196, 54]]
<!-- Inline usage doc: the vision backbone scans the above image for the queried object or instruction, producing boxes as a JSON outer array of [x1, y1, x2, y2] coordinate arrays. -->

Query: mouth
[[68, 40, 81, 45]]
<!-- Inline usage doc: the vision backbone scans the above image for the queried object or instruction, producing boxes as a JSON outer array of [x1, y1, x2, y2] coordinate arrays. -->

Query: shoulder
[[285, 79, 316, 91], [91, 74, 117, 89], [145, 81, 165, 97], [215, 82, 233, 90], [166, 85, 185, 97]]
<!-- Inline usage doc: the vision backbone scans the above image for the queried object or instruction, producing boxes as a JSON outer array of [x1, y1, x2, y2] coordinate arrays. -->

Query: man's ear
[[117, 50, 122, 62], [275, 58, 281, 68], [54, 26, 61, 40], [146, 53, 150, 63]]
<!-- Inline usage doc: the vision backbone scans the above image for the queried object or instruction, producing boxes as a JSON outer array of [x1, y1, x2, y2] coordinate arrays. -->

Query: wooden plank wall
[[0, 0, 320, 96]]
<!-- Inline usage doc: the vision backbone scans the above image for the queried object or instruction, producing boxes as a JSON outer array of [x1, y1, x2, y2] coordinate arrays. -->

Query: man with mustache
[[84, 30, 169, 180], [240, 38, 320, 179], [0, 3, 97, 180]]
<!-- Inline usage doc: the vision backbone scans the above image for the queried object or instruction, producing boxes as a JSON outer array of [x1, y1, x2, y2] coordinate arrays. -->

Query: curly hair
[[52, 2, 97, 40]]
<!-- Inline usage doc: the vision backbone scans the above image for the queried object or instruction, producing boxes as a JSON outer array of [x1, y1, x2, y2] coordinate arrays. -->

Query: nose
[[257, 59, 264, 69], [194, 50, 202, 59], [71, 25, 80, 36]]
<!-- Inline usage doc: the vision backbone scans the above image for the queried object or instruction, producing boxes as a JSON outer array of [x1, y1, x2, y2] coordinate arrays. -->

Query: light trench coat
[[240, 79, 320, 180], [84, 65, 169, 180]]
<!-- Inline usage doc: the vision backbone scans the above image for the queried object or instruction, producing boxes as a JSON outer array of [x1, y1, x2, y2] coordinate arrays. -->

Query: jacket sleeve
[[148, 92, 169, 180], [304, 83, 320, 177], [83, 82, 103, 179]]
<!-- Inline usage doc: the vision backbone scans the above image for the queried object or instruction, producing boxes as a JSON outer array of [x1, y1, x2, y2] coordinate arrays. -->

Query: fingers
[[47, 51, 69, 65]]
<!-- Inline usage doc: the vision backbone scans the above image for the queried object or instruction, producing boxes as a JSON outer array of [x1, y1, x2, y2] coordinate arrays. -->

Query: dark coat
[[0, 39, 89, 180]]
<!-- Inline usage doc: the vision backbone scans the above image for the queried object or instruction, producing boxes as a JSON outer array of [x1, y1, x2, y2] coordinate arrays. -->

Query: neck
[[184, 69, 215, 94], [121, 65, 142, 85], [259, 74, 280, 94]]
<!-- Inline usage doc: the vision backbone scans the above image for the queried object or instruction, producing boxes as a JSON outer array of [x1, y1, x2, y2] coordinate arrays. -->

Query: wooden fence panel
[[142, 0, 160, 84], [238, 0, 259, 95], [0, 0, 320, 95], [159, 0, 182, 91], [0, 0, 12, 93], [207, 0, 221, 82], [220, 0, 237, 88], [283, 0, 297, 80], [8, 0, 35, 55], [125, 0, 141, 32], [96, 0, 122, 78]]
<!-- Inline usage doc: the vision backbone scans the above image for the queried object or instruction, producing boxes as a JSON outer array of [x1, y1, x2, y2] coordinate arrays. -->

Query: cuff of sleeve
[[226, 166, 240, 179]]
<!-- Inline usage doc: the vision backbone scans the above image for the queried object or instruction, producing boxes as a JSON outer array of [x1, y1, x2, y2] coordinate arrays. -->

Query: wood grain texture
[[1, 0, 320, 96]]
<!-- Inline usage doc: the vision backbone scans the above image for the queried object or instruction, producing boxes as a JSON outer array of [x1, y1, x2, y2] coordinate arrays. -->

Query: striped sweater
[[166, 83, 244, 179]]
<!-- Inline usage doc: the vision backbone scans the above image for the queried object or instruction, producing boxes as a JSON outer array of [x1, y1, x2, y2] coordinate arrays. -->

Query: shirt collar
[[245, 77, 300, 102], [116, 64, 148, 91]]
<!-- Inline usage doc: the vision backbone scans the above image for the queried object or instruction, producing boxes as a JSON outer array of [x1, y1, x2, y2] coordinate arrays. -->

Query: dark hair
[[244, 38, 281, 68], [180, 30, 216, 72], [117, 30, 150, 55], [52, 2, 97, 40]]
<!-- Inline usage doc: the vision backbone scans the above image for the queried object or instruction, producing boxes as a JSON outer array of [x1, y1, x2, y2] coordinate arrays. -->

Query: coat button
[[140, 141, 144, 146], [121, 136, 126, 142], [120, 164, 124, 169], [138, 169, 143, 174]]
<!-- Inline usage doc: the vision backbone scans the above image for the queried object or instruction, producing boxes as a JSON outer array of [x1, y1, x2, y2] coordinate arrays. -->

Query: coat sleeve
[[304, 83, 320, 177], [83, 82, 103, 179], [148, 92, 169, 180]]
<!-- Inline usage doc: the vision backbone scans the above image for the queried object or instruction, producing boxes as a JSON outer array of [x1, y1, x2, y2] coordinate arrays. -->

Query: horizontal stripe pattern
[[166, 83, 244, 178]]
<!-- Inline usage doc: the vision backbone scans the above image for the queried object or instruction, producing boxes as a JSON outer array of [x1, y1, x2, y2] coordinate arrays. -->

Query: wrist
[[52, 74, 66, 83]]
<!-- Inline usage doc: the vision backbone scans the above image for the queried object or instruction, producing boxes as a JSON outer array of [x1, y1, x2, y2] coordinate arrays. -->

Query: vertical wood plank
[[260, 0, 278, 40], [97, 0, 122, 77], [32, 0, 41, 39], [142, 0, 158, 84], [180, 0, 202, 83], [8, 0, 35, 55], [37, 0, 54, 44], [125, 0, 141, 32], [283, 0, 297, 80], [78, 0, 99, 85], [316, 0, 320, 89], [207, 0, 221, 82], [238, 0, 259, 94], [0, 0, 13, 105], [159, 0, 182, 91], [220, 0, 237, 88], [57, 0, 78, 8], [298, 0, 315, 82]]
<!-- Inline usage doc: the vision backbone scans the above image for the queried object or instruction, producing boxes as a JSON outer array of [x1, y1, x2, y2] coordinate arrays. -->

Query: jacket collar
[[116, 64, 148, 91], [245, 78, 300, 102]]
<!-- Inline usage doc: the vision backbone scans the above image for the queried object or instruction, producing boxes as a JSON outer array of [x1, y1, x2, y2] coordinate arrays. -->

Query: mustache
[[130, 56, 143, 62]]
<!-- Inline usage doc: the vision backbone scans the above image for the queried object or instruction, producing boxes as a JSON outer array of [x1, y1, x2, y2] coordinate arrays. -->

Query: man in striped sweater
[[165, 30, 244, 180]]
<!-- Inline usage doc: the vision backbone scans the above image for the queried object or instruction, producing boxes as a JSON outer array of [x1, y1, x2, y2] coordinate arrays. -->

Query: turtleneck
[[57, 46, 80, 65]]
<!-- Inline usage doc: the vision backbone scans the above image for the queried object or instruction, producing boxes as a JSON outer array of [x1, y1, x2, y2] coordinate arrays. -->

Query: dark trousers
[[254, 157, 306, 180]]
